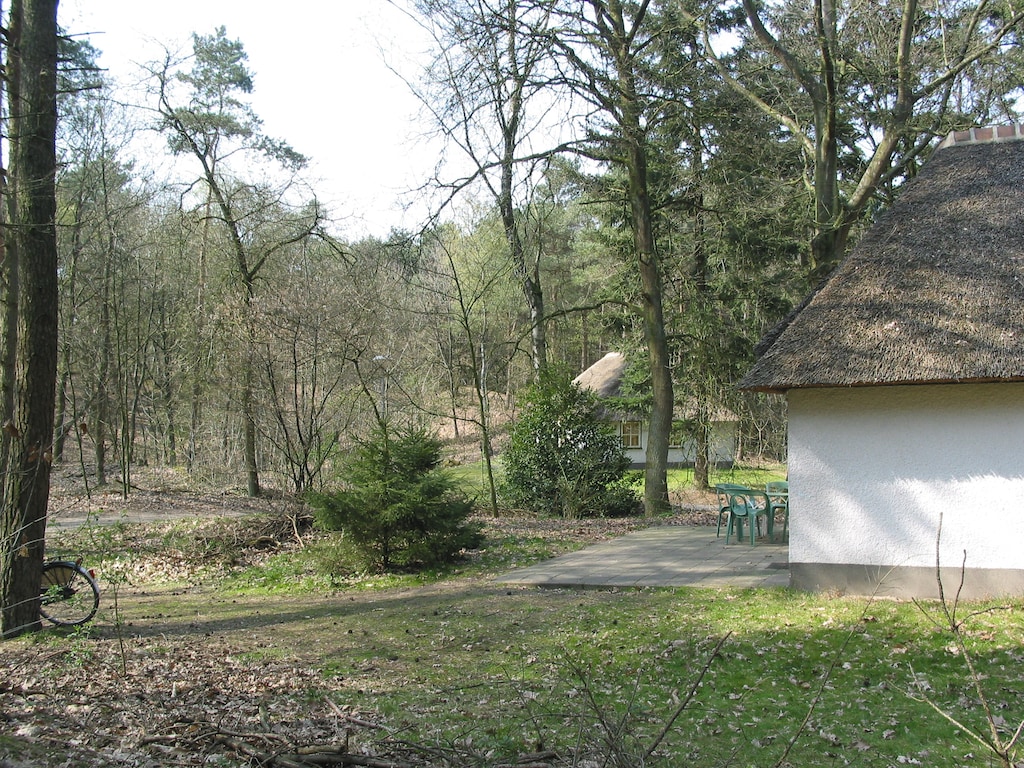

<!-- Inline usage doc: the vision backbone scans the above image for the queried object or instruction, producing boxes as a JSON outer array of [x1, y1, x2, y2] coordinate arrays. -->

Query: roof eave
[[741, 374, 1024, 395]]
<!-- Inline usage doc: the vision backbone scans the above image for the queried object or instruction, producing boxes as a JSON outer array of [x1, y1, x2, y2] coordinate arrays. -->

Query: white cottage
[[575, 352, 738, 469], [740, 125, 1024, 599]]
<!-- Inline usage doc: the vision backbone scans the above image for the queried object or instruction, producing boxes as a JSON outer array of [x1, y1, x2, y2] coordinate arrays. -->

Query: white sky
[[57, 0, 439, 238]]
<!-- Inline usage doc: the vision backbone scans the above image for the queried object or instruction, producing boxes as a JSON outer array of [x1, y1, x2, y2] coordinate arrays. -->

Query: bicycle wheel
[[40, 560, 100, 626]]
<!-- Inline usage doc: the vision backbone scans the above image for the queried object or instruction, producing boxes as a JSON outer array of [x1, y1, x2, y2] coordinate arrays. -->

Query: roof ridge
[[938, 123, 1024, 149]]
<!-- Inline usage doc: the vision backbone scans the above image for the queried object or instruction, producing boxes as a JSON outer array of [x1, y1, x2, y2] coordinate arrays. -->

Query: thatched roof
[[574, 352, 628, 398], [576, 352, 736, 421], [741, 125, 1024, 393]]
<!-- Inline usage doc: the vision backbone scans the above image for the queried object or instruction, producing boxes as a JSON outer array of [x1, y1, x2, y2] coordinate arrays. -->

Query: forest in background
[[49, 0, 1023, 505]]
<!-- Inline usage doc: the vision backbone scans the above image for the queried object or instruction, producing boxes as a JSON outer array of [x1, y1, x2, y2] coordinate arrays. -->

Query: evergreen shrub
[[501, 370, 639, 518], [308, 424, 483, 572]]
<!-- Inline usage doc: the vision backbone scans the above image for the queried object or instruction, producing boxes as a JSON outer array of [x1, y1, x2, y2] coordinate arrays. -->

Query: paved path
[[46, 494, 269, 530], [495, 525, 789, 589]]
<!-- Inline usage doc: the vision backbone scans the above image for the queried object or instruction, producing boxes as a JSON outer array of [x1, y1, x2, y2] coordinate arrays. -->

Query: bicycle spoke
[[40, 562, 100, 626]]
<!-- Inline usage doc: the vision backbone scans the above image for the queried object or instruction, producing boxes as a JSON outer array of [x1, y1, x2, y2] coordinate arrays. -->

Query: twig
[[907, 511, 1020, 767], [290, 507, 307, 549], [325, 697, 386, 730], [214, 734, 402, 767], [137, 734, 179, 746], [771, 598, 877, 768], [644, 631, 732, 760]]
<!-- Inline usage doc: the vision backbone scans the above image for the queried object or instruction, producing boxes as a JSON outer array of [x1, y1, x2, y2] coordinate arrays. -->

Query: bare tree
[[417, 0, 570, 374], [151, 27, 327, 496], [254, 239, 360, 494], [417, 0, 684, 514], [414, 225, 518, 516]]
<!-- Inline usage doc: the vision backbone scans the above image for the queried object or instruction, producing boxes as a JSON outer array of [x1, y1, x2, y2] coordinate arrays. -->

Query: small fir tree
[[308, 424, 482, 572]]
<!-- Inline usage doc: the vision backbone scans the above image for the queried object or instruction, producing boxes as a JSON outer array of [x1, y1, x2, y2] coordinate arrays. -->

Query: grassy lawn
[[669, 464, 787, 489], [316, 587, 1023, 767], [449, 460, 788, 506], [8, 507, 1024, 767]]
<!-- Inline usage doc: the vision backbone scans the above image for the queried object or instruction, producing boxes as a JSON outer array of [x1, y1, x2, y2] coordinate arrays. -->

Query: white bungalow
[[575, 352, 738, 469], [740, 124, 1024, 599]]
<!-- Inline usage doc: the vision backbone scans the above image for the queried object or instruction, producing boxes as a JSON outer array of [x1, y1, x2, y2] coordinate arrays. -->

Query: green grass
[[447, 459, 501, 498], [221, 543, 435, 595], [39, 504, 1024, 767], [217, 522, 573, 596], [680, 464, 787, 489], [306, 586, 1023, 767], [448, 459, 788, 501], [15, 574, 1024, 766], [617, 465, 787, 505]]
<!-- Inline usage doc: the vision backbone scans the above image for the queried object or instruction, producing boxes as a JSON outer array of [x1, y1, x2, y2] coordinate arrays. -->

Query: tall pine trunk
[[605, 0, 672, 516], [0, 0, 60, 639]]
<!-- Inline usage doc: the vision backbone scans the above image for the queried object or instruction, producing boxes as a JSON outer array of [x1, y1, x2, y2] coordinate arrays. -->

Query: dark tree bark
[[0, 0, 61, 639], [494, 5, 548, 372], [546, 0, 675, 515], [600, 0, 673, 516]]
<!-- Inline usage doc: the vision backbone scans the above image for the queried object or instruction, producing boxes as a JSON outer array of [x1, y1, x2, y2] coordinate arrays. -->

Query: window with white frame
[[620, 420, 642, 449]]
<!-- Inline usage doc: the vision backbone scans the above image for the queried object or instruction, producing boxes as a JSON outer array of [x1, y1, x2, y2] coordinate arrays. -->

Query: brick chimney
[[937, 123, 1024, 149]]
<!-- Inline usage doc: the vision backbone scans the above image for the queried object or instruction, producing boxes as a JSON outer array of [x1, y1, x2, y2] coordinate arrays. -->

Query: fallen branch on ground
[[139, 712, 560, 767]]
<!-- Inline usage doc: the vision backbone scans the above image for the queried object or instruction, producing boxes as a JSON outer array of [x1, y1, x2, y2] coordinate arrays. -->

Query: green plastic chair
[[765, 481, 789, 541], [726, 489, 771, 545], [714, 483, 748, 538]]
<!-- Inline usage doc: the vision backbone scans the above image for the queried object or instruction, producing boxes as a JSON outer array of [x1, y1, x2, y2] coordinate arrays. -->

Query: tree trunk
[[694, 402, 711, 491], [242, 298, 261, 498], [604, 0, 672, 516], [95, 243, 112, 487], [158, 309, 178, 466], [0, 0, 60, 639], [807, 0, 842, 279], [0, 148, 16, 489], [638, 234, 673, 517], [243, 375, 260, 497], [187, 205, 212, 472], [690, 149, 712, 492], [500, 203, 546, 374], [495, 4, 547, 376]]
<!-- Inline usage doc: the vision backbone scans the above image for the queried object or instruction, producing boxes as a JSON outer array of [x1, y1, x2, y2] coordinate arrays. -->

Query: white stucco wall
[[788, 383, 1024, 572]]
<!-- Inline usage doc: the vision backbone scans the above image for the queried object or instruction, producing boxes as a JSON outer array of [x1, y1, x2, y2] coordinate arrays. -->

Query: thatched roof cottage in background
[[741, 124, 1024, 598], [575, 352, 737, 469]]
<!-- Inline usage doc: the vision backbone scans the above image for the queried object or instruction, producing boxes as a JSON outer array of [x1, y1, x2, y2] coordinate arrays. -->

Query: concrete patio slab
[[495, 525, 789, 589]]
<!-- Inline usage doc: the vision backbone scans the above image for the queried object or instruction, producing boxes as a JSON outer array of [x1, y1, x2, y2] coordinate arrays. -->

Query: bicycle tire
[[39, 560, 100, 626]]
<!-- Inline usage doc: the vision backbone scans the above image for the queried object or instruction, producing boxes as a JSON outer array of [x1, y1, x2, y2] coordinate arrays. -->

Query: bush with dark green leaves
[[308, 424, 483, 572], [501, 371, 638, 518]]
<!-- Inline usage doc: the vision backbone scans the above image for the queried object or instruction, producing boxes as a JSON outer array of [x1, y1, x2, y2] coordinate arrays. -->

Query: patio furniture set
[[715, 482, 789, 545]]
